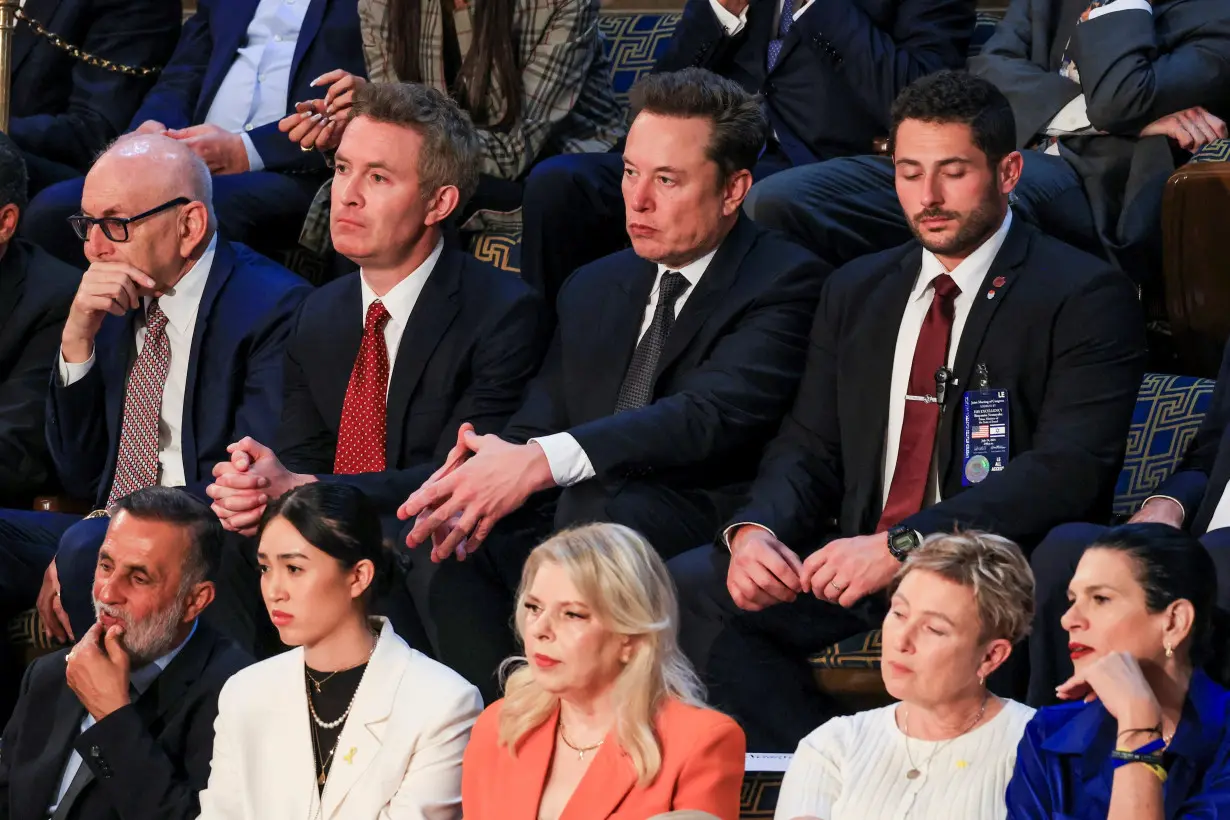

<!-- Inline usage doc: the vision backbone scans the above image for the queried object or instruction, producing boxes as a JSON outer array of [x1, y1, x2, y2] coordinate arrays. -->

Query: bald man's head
[[79, 135, 217, 286]]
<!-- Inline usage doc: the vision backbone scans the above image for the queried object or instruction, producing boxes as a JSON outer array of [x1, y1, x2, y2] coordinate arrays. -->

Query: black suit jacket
[[970, 0, 1230, 268], [9, 0, 183, 173], [0, 239, 81, 507], [1156, 338, 1230, 536], [45, 239, 311, 507], [0, 623, 251, 820], [731, 218, 1147, 551], [503, 215, 827, 526], [654, 0, 974, 164], [277, 247, 547, 510]]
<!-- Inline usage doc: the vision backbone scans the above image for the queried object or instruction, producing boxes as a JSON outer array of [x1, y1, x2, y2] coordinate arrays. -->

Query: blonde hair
[[498, 524, 707, 786], [892, 530, 1035, 644]]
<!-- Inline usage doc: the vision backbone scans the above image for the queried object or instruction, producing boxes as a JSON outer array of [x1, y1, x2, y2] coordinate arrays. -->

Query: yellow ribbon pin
[[344, 747, 357, 765]]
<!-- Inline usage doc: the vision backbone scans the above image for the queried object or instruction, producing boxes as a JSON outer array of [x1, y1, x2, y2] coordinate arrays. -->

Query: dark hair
[[259, 483, 395, 604], [1090, 523, 1223, 669], [109, 487, 222, 593], [629, 67, 767, 182], [0, 131, 29, 212], [386, 0, 523, 129], [352, 81, 482, 211], [890, 70, 1017, 166]]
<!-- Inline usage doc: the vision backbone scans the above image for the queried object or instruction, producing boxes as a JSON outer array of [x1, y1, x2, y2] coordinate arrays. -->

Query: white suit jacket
[[197, 618, 482, 820]]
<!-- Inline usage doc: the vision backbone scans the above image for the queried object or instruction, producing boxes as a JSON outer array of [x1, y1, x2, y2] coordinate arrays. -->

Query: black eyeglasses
[[68, 197, 191, 242]]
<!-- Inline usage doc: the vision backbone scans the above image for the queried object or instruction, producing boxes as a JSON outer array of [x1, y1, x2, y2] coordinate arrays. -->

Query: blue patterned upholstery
[[469, 231, 523, 273], [1191, 137, 1230, 164], [598, 12, 681, 107], [742, 772, 784, 818]]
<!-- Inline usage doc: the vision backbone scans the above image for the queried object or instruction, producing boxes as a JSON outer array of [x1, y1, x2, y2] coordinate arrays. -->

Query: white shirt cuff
[[721, 522, 777, 553], [58, 348, 96, 386], [1044, 94, 1097, 136], [528, 433, 595, 488], [708, 0, 747, 36], [240, 132, 265, 173], [792, 0, 813, 22], [1087, 0, 1152, 19], [1142, 494, 1186, 520]]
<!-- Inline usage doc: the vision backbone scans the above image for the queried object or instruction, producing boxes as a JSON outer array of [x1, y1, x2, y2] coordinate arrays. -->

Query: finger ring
[[829, 581, 845, 591], [300, 145, 313, 153], [54, 590, 61, 598]]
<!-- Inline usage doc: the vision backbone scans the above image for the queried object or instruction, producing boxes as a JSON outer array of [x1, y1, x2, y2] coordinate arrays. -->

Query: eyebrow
[[895, 157, 972, 168], [919, 610, 957, 626], [1071, 583, 1118, 596], [334, 154, 395, 173]]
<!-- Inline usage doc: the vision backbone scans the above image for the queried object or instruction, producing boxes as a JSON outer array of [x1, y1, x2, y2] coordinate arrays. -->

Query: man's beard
[[93, 597, 188, 666], [909, 189, 1004, 259]]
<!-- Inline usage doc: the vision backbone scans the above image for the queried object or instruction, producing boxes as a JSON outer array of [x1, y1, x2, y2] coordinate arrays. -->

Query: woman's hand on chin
[[1056, 651, 1163, 727]]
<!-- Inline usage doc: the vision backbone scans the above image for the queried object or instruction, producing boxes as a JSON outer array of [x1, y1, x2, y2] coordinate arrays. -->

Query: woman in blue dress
[[1007, 523, 1230, 819]]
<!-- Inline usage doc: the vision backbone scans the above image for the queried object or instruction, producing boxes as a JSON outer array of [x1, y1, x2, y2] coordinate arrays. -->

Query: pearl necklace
[[306, 635, 377, 730]]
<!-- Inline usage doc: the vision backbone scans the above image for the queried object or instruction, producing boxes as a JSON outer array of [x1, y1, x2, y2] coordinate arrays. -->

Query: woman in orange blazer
[[461, 523, 746, 820]]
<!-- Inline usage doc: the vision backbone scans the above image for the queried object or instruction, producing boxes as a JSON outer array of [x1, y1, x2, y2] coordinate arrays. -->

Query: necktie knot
[[146, 299, 168, 334], [931, 273, 961, 302], [659, 271, 690, 309], [365, 300, 391, 334]]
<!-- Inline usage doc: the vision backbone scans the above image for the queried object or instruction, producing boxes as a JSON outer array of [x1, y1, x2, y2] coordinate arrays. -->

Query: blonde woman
[[460, 524, 745, 820], [776, 531, 1037, 820]]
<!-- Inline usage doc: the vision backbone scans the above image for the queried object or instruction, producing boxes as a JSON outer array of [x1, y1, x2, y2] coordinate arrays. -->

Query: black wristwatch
[[887, 526, 923, 562]]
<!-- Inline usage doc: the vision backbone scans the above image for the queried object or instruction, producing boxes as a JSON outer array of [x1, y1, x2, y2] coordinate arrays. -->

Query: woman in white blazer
[[197, 483, 483, 820]]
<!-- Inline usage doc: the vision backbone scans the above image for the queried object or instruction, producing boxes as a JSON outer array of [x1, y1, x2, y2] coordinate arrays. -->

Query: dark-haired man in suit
[[0, 487, 251, 820], [0, 134, 310, 654], [395, 68, 828, 701], [669, 70, 1147, 751]]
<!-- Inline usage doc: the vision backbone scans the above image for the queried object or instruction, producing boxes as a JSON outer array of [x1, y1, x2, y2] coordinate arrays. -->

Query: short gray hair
[[892, 530, 1035, 645], [352, 82, 481, 211]]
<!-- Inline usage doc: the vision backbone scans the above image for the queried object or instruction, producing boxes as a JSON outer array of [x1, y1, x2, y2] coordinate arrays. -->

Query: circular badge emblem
[[965, 455, 991, 484]]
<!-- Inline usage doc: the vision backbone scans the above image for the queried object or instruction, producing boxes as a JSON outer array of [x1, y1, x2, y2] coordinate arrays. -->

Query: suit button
[[90, 746, 101, 758]]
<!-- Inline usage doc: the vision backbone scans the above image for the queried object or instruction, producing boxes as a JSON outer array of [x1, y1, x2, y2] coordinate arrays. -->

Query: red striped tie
[[334, 300, 391, 475]]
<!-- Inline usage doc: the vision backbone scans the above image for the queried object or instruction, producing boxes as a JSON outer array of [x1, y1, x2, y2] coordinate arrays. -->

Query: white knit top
[[774, 699, 1035, 820]]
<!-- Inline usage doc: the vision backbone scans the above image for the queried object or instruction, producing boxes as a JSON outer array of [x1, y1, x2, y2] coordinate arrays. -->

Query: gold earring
[[978, 674, 985, 687], [1165, 643, 1174, 659]]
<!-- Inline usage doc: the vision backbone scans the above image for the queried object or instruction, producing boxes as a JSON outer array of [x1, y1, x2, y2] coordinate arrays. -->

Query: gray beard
[[92, 597, 188, 666]]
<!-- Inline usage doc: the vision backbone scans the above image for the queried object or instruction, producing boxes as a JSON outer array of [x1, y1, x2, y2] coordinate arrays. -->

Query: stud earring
[[978, 674, 985, 687], [1165, 643, 1174, 659]]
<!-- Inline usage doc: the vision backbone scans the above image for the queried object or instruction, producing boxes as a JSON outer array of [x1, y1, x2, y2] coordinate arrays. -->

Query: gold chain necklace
[[902, 694, 989, 780], [558, 722, 605, 762]]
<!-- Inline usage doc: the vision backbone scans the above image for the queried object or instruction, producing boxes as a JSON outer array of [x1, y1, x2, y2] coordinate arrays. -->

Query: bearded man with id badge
[[667, 71, 1148, 753]]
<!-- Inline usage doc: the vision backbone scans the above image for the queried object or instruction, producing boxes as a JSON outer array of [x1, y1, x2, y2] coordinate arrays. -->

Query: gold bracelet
[[1119, 760, 1168, 784]]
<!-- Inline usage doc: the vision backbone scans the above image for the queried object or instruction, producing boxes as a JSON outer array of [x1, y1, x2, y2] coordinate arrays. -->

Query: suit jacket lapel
[[181, 239, 234, 485], [937, 220, 1030, 478], [11, 0, 64, 76], [322, 620, 406, 819], [21, 669, 87, 820], [0, 240, 29, 339], [323, 277, 365, 439], [199, 0, 261, 117], [290, 0, 330, 101], [593, 259, 656, 415], [506, 708, 558, 819], [654, 215, 756, 382], [385, 250, 461, 462], [559, 723, 637, 820], [132, 623, 218, 726]]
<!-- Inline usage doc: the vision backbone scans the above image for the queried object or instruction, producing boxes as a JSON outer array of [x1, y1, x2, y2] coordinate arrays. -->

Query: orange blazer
[[461, 697, 746, 820]]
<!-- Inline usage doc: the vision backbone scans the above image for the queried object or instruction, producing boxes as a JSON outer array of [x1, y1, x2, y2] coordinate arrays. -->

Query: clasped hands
[[207, 438, 316, 536], [725, 527, 900, 613]]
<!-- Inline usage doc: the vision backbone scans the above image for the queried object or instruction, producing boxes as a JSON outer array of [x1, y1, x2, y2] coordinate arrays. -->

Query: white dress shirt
[[1042, 0, 1154, 154], [47, 621, 199, 815], [532, 249, 718, 488], [202, 0, 310, 172], [881, 210, 1014, 509], [58, 236, 218, 490], [709, 0, 813, 39], [358, 239, 444, 397]]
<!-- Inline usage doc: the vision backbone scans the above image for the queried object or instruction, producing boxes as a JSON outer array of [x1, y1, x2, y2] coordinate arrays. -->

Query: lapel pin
[[344, 747, 357, 765], [956, 760, 969, 769], [986, 290, 996, 300], [992, 276, 1006, 287]]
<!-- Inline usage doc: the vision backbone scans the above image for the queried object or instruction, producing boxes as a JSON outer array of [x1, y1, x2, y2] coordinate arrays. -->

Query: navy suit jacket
[[9, 0, 182, 173], [502, 215, 827, 526], [730, 218, 1147, 552], [128, 0, 366, 173], [0, 239, 81, 507], [278, 246, 548, 511], [653, 0, 974, 164], [44, 238, 311, 508]]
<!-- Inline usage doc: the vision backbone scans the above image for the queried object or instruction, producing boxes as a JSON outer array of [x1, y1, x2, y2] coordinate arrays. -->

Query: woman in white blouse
[[776, 531, 1036, 820]]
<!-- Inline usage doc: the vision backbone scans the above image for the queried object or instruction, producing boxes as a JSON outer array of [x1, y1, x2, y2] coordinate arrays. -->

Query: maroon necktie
[[877, 273, 961, 532], [334, 300, 391, 475], [107, 300, 171, 507]]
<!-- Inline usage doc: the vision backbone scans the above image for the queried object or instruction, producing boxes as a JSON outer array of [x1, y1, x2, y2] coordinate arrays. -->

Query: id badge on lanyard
[[962, 363, 1010, 486]]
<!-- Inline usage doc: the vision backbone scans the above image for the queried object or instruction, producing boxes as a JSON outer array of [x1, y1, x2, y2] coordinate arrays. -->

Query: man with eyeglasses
[[0, 134, 311, 658]]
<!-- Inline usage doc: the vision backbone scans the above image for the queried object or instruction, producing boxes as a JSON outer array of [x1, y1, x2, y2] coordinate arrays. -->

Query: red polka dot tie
[[335, 300, 391, 475], [107, 300, 171, 507]]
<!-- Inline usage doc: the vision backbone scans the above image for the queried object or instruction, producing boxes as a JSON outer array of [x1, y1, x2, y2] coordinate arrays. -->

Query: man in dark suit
[[395, 69, 827, 700], [517, 0, 975, 312], [9, 0, 182, 195], [1027, 336, 1230, 706], [0, 487, 251, 820], [0, 135, 81, 512], [20, 0, 366, 268], [744, 0, 1230, 284], [0, 134, 310, 653], [668, 71, 1147, 751]]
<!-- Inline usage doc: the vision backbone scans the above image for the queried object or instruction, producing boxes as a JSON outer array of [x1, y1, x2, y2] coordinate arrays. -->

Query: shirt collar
[[145, 234, 218, 334], [656, 246, 718, 293], [129, 618, 198, 696], [359, 238, 444, 329], [914, 209, 1013, 302]]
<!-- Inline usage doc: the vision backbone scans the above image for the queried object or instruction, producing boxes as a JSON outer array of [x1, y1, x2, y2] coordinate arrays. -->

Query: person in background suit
[[668, 71, 1148, 752], [395, 68, 827, 701], [8, 0, 182, 195], [1026, 335, 1230, 706], [517, 0, 975, 313], [0, 134, 310, 655], [198, 483, 482, 820], [461, 524, 745, 820], [20, 0, 367, 268], [0, 134, 80, 513], [0, 487, 252, 820], [203, 82, 545, 648], [745, 0, 1230, 284]]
